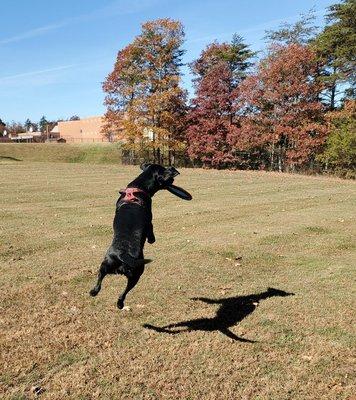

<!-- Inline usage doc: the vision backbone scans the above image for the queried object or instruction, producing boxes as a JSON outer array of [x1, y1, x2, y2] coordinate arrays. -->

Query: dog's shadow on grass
[[0, 156, 22, 161], [143, 287, 294, 342]]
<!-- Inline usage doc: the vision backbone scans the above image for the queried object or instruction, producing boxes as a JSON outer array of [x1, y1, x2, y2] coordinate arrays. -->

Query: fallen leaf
[[31, 385, 45, 396]]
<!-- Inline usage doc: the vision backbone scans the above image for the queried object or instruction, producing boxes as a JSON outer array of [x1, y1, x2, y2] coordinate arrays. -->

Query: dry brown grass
[[0, 162, 355, 399]]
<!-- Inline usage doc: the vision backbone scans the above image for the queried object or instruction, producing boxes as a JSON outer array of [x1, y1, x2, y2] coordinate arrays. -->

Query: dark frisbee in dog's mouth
[[166, 184, 192, 200]]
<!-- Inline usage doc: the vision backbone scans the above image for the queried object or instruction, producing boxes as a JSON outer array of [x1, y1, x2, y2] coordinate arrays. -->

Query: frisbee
[[166, 184, 192, 200]]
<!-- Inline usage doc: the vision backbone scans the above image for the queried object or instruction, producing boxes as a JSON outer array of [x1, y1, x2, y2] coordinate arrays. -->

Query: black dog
[[89, 163, 192, 309]]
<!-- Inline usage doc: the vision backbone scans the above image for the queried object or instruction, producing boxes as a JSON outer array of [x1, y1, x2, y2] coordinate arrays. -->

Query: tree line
[[0, 115, 80, 136], [103, 0, 355, 178]]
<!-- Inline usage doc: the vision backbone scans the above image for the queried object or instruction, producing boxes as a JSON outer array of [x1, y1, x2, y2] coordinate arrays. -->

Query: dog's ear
[[163, 166, 180, 179], [140, 163, 151, 171]]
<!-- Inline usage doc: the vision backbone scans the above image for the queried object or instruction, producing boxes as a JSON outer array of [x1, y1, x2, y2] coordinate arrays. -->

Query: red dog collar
[[119, 188, 149, 204]]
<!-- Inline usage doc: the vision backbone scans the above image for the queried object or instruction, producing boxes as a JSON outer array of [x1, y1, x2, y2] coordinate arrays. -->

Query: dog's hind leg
[[143, 324, 187, 334], [219, 328, 255, 343], [147, 222, 155, 244], [117, 267, 143, 309], [89, 259, 114, 297]]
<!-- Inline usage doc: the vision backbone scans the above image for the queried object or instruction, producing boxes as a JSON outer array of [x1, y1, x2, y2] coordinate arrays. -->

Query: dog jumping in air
[[89, 163, 192, 309]]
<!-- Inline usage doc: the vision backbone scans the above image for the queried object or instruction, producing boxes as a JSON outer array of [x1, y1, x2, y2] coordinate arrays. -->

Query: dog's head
[[140, 163, 192, 200], [140, 163, 179, 187]]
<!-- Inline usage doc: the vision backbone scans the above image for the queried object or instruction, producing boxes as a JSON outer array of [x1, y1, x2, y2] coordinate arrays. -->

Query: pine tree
[[191, 35, 255, 87], [25, 119, 32, 132], [312, 0, 356, 108], [39, 116, 48, 133]]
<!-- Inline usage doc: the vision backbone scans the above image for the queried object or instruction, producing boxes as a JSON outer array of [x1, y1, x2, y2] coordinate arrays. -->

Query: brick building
[[57, 116, 111, 143]]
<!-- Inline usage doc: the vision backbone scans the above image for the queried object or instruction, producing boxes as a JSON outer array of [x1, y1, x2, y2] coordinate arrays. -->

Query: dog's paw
[[147, 236, 155, 244], [117, 299, 124, 309], [89, 288, 99, 297]]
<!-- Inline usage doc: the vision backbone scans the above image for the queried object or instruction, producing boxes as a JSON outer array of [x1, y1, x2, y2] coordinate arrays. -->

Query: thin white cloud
[[0, 0, 159, 46], [0, 65, 77, 84], [0, 22, 67, 45]]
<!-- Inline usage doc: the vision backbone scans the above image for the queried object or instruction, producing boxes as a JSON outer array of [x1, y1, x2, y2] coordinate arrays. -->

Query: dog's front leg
[[147, 222, 155, 244], [89, 259, 114, 297]]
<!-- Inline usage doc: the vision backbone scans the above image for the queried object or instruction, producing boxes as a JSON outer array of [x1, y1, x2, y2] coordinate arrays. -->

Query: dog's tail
[[118, 253, 152, 269]]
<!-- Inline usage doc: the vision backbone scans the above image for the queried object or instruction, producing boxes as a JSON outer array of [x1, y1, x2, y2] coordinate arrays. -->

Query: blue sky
[[0, 0, 335, 123]]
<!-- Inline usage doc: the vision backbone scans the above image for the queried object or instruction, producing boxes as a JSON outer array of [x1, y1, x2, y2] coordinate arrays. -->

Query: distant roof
[[58, 115, 103, 125], [51, 125, 59, 133], [10, 132, 42, 140]]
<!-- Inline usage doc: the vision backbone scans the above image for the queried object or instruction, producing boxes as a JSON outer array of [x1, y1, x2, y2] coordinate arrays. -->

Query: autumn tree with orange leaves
[[238, 43, 328, 171], [103, 18, 187, 164]]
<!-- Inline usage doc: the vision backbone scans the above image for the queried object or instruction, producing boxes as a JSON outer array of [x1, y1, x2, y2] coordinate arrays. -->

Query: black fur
[[89, 163, 181, 309]]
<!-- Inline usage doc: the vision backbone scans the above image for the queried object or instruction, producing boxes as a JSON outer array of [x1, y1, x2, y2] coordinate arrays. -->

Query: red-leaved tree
[[187, 63, 239, 167], [187, 36, 254, 168], [238, 43, 328, 171]]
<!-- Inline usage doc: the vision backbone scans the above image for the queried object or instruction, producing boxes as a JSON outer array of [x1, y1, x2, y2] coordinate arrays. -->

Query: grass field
[[0, 143, 121, 164], [0, 161, 355, 399]]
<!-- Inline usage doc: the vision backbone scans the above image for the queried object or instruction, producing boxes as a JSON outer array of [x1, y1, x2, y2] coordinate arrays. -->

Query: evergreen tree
[[191, 35, 255, 87], [24, 118, 32, 132], [312, 0, 356, 108], [39, 116, 48, 133]]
